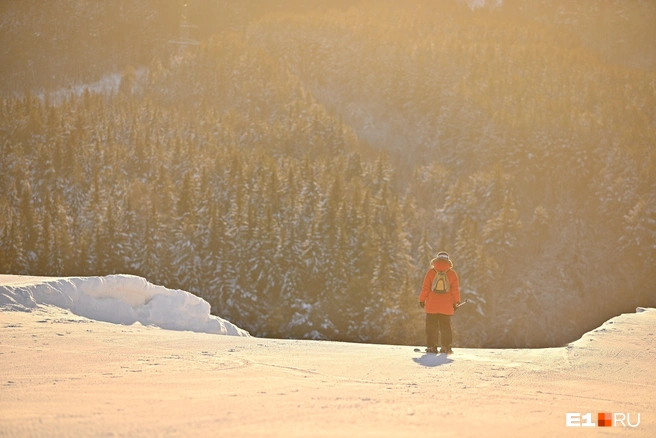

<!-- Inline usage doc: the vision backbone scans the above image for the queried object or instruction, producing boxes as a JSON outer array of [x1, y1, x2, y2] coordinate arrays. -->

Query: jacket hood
[[431, 258, 453, 271]]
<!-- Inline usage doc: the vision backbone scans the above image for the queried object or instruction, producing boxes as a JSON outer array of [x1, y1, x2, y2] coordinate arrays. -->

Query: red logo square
[[598, 413, 613, 427]]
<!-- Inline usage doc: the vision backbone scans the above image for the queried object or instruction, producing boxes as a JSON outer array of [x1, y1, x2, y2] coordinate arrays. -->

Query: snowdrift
[[0, 274, 249, 337]]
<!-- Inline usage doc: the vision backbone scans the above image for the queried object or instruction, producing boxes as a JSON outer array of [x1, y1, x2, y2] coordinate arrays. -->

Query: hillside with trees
[[1, 0, 654, 347]]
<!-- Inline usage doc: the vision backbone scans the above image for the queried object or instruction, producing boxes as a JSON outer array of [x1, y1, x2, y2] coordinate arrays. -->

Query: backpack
[[431, 268, 451, 294]]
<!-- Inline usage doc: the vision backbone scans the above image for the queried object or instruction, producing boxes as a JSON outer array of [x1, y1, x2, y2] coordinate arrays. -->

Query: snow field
[[0, 275, 654, 437]]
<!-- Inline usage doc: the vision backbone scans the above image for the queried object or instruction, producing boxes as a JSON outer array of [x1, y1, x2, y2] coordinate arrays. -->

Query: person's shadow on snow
[[412, 354, 454, 367]]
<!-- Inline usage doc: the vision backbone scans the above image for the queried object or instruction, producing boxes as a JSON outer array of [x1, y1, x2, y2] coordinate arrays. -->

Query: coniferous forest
[[1, 0, 655, 348]]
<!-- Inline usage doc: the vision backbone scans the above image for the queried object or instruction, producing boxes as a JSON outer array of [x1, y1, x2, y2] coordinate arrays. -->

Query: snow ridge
[[0, 274, 249, 337]]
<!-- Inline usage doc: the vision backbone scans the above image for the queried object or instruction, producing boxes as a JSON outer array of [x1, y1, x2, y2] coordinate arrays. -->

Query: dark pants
[[426, 313, 452, 349]]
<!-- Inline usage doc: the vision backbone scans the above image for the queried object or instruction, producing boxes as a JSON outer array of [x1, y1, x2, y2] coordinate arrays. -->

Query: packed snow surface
[[0, 275, 653, 437], [0, 274, 248, 336]]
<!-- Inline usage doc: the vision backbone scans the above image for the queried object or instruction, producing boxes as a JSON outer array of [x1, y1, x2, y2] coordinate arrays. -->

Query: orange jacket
[[419, 259, 460, 315]]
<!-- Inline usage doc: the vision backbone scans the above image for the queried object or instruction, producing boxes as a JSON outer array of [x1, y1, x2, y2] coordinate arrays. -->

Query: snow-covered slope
[[0, 275, 653, 436], [0, 274, 249, 337]]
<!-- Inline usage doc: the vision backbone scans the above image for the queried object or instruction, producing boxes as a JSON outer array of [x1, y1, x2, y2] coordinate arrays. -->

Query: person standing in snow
[[419, 251, 460, 354]]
